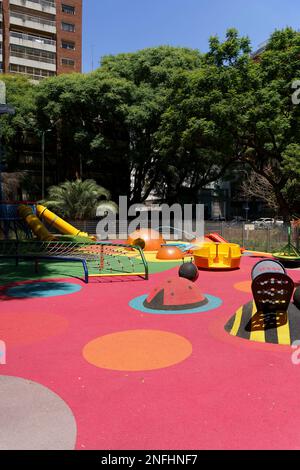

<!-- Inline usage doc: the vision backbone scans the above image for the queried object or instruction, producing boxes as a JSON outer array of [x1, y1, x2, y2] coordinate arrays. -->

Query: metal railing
[[10, 31, 56, 47], [27, 0, 55, 7], [10, 11, 56, 28], [10, 50, 56, 65], [9, 68, 55, 80]]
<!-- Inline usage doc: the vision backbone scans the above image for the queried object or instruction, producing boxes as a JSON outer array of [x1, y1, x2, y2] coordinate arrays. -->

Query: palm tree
[[43, 179, 118, 220]]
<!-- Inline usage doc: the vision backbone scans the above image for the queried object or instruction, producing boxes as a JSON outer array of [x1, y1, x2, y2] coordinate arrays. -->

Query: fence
[[205, 222, 293, 253], [64, 220, 298, 253]]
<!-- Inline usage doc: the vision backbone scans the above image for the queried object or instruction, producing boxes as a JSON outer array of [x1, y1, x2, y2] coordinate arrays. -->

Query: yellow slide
[[36, 205, 94, 240], [18, 205, 55, 241]]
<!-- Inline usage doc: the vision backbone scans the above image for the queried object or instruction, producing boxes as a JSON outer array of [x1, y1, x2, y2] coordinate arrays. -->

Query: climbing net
[[0, 240, 149, 279]]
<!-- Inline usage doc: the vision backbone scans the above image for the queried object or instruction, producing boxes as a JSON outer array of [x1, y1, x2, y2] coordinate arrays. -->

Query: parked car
[[252, 218, 275, 228], [274, 217, 284, 226]]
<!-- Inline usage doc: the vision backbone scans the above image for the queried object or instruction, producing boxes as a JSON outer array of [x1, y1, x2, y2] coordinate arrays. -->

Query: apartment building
[[0, 0, 82, 81]]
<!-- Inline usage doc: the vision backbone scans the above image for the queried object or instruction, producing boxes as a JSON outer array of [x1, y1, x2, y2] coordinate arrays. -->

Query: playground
[[0, 203, 300, 450]]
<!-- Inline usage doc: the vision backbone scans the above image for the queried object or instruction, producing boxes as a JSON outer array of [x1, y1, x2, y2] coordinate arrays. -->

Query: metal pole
[[42, 131, 45, 200]]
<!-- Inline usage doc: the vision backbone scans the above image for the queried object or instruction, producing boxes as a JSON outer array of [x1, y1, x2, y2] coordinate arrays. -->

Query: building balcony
[[9, 67, 55, 81], [10, 11, 56, 34], [10, 31, 56, 52], [10, 52, 56, 72], [9, 0, 56, 15]]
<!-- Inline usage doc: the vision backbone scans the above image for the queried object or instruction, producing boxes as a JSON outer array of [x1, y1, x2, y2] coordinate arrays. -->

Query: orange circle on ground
[[83, 330, 192, 371], [234, 281, 252, 293]]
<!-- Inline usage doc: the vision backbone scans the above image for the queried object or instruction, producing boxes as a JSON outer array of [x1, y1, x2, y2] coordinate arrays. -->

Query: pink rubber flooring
[[1, 256, 300, 450]]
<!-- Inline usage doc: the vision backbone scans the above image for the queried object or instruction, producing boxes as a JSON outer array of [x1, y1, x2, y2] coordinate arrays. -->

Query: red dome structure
[[144, 277, 208, 311]]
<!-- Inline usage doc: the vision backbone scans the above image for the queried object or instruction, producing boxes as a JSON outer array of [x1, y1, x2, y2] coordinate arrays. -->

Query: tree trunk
[[274, 187, 290, 222]]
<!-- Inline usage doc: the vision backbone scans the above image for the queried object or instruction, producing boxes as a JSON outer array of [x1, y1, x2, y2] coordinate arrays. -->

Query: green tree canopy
[[1, 31, 299, 218], [44, 179, 118, 220]]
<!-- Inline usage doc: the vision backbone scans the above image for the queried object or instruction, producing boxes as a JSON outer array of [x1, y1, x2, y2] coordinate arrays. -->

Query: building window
[[9, 63, 55, 80], [62, 4, 75, 15], [10, 44, 56, 64], [62, 40, 75, 50], [62, 58, 75, 67], [62, 22, 75, 32]]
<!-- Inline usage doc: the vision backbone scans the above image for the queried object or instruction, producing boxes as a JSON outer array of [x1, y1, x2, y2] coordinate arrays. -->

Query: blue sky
[[82, 0, 300, 72]]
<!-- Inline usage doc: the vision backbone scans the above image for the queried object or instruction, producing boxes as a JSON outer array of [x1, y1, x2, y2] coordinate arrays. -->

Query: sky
[[82, 0, 300, 72]]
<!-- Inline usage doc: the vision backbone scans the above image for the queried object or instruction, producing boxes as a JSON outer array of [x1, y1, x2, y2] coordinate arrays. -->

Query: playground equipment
[[127, 229, 165, 252], [251, 260, 294, 314], [0, 240, 149, 283], [206, 233, 228, 244], [18, 205, 55, 241], [273, 226, 300, 268], [0, 203, 149, 282], [143, 277, 208, 311], [36, 205, 95, 241], [251, 258, 286, 279], [193, 242, 241, 270], [206, 233, 245, 253], [179, 261, 199, 282], [0, 203, 34, 240], [156, 244, 185, 261], [225, 259, 297, 345]]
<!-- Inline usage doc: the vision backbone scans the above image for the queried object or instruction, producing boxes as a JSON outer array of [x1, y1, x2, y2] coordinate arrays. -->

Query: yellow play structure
[[18, 205, 55, 241], [36, 205, 93, 239], [193, 242, 241, 270], [18, 205, 95, 242]]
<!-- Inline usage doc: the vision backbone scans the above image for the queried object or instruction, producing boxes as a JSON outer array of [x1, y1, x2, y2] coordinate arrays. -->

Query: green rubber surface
[[0, 258, 180, 285]]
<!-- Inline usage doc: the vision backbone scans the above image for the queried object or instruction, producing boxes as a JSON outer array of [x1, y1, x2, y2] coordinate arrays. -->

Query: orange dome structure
[[127, 229, 165, 252], [156, 245, 184, 260]]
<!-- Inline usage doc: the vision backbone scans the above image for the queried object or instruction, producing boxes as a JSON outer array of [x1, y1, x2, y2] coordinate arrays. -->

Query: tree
[[156, 28, 300, 217], [0, 75, 38, 171], [236, 28, 300, 219], [1, 172, 25, 201], [154, 29, 253, 202], [35, 46, 203, 203], [209, 28, 300, 219], [44, 179, 118, 220], [100, 46, 203, 203], [2, 32, 300, 218]]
